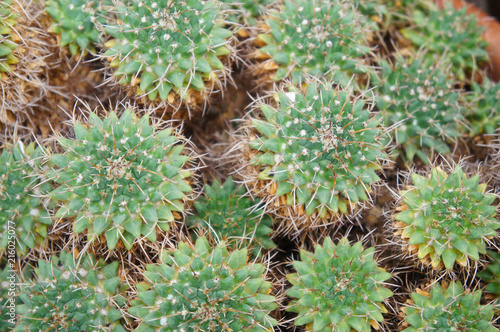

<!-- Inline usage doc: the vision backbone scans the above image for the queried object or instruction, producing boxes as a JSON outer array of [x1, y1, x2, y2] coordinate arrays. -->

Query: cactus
[[45, 0, 108, 55], [252, 0, 370, 87], [49, 109, 195, 251], [127, 237, 278, 331], [187, 177, 275, 257], [372, 55, 462, 164], [401, 281, 497, 331], [103, 0, 234, 112], [16, 251, 128, 331], [0, 141, 52, 255], [464, 77, 500, 136], [401, 1, 489, 81], [0, 0, 19, 73], [237, 81, 387, 232], [221, 0, 274, 25], [286, 237, 393, 331], [478, 250, 500, 296], [393, 165, 499, 271]]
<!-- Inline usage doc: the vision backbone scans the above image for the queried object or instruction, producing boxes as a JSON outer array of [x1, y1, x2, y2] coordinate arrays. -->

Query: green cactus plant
[[401, 0, 489, 81], [49, 109, 195, 251], [0, 262, 21, 331], [238, 81, 387, 231], [401, 281, 497, 331], [464, 77, 500, 136], [45, 0, 108, 55], [394, 165, 499, 270], [252, 0, 370, 87], [187, 177, 275, 257], [372, 54, 463, 164], [0, 0, 19, 73], [286, 237, 393, 331], [127, 237, 278, 331], [16, 251, 128, 331], [478, 250, 500, 296], [0, 141, 52, 255], [103, 0, 234, 112]]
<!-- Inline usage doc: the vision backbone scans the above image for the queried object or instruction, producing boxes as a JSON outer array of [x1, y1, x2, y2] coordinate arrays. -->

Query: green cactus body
[[0, 142, 52, 255], [479, 250, 500, 296], [242, 82, 387, 230], [373, 55, 462, 163], [45, 0, 108, 55], [0, 0, 19, 73], [49, 110, 194, 250], [187, 177, 275, 257], [254, 0, 370, 86], [0, 263, 23, 330], [16, 251, 127, 331], [402, 282, 497, 332], [128, 237, 278, 331], [401, 1, 488, 81], [104, 0, 233, 109], [394, 166, 499, 270], [464, 78, 500, 136], [286, 237, 393, 332]]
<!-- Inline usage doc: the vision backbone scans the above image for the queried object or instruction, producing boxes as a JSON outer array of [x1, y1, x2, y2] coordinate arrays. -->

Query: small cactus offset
[[251, 0, 370, 87], [187, 177, 275, 257], [393, 165, 499, 270], [0, 142, 52, 255], [0, 0, 19, 73], [478, 250, 500, 296], [238, 81, 387, 232], [16, 251, 128, 331], [401, 281, 497, 331], [286, 237, 393, 331], [45, 0, 108, 55], [401, 1, 489, 81], [464, 77, 500, 136], [372, 55, 462, 163], [103, 0, 234, 112], [49, 109, 196, 251], [127, 237, 278, 331]]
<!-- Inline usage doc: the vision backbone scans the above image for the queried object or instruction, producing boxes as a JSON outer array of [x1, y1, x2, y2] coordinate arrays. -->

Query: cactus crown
[[17, 251, 128, 332], [49, 109, 194, 250], [187, 177, 275, 257], [0, 0, 19, 72], [401, 1, 488, 81], [0, 142, 51, 254], [373, 55, 462, 163], [286, 237, 393, 331], [45, 0, 107, 55], [465, 77, 500, 136], [478, 250, 500, 296], [128, 237, 278, 331], [256, 0, 370, 86], [246, 82, 386, 225], [394, 166, 499, 270], [402, 282, 496, 332], [104, 0, 233, 105]]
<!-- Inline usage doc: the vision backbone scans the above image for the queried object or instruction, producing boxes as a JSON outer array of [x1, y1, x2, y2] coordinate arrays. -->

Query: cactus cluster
[[103, 0, 233, 110], [394, 165, 499, 270], [16, 251, 128, 331], [240, 82, 387, 230], [252, 0, 370, 86], [187, 177, 275, 257], [0, 142, 51, 254], [49, 109, 195, 250], [128, 237, 278, 331], [286, 237, 393, 331], [401, 282, 497, 331], [372, 55, 462, 163]]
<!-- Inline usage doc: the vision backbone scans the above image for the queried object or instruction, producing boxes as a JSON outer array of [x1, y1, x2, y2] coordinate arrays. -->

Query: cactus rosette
[[237, 81, 387, 233], [187, 177, 275, 258], [286, 237, 393, 331], [401, 282, 497, 332], [251, 0, 370, 87], [103, 0, 234, 114], [372, 55, 463, 164], [393, 165, 499, 271], [16, 251, 128, 331], [127, 237, 278, 331], [0, 142, 52, 255], [49, 109, 196, 251]]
